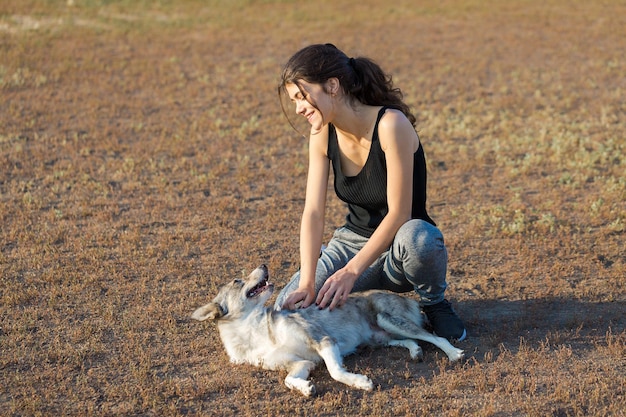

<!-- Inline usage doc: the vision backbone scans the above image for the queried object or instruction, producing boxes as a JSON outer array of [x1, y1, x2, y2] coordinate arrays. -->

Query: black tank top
[[327, 106, 435, 238]]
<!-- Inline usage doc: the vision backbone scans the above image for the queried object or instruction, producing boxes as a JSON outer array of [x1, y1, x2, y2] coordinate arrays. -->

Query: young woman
[[275, 44, 466, 341]]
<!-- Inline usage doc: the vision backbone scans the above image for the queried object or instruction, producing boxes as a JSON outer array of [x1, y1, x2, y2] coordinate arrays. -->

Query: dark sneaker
[[422, 299, 467, 342]]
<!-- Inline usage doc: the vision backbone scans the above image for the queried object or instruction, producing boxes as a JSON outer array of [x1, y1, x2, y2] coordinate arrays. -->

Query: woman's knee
[[388, 220, 448, 299], [396, 219, 445, 252]]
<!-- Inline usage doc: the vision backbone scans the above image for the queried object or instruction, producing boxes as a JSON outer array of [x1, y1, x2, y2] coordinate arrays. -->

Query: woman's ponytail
[[347, 56, 416, 127]]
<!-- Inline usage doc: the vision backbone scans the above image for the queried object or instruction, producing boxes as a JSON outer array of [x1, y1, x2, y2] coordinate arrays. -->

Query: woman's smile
[[285, 81, 330, 129]]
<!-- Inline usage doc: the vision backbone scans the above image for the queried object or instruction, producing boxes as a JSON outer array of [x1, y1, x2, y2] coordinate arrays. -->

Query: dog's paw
[[449, 348, 465, 362], [409, 345, 424, 361], [299, 382, 316, 397], [352, 374, 374, 391], [285, 376, 316, 397]]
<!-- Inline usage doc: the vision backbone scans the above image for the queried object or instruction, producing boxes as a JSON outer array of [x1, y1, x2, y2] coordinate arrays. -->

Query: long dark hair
[[278, 43, 416, 127]]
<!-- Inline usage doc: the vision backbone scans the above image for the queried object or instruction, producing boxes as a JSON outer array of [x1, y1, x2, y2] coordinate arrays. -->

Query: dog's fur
[[191, 265, 464, 396]]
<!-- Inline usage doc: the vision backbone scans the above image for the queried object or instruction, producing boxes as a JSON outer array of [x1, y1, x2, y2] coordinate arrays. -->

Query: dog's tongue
[[247, 280, 269, 297]]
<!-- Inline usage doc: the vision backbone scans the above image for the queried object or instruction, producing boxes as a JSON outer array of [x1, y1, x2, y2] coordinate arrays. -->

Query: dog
[[191, 265, 465, 396]]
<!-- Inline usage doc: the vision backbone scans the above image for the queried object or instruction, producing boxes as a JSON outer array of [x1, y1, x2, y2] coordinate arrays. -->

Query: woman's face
[[285, 80, 334, 133]]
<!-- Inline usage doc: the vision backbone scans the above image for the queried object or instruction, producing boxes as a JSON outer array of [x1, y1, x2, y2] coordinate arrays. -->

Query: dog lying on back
[[191, 264, 464, 396]]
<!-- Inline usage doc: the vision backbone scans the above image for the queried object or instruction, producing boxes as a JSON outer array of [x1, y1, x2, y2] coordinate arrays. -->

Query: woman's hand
[[282, 286, 316, 310], [316, 267, 358, 310]]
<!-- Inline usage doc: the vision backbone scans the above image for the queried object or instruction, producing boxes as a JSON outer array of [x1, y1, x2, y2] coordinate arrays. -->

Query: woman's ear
[[326, 78, 340, 97]]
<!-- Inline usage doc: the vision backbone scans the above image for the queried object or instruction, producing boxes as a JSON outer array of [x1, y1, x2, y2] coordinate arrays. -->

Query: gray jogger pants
[[274, 219, 448, 309]]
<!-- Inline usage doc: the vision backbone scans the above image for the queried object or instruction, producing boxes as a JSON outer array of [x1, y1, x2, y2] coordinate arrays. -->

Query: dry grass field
[[1, 0, 625, 415]]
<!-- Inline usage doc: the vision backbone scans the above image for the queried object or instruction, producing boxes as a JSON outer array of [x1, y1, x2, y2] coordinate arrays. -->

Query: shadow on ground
[[459, 297, 625, 347]]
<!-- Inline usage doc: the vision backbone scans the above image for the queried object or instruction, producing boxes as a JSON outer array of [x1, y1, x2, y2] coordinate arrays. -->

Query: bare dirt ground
[[1, 1, 625, 416]]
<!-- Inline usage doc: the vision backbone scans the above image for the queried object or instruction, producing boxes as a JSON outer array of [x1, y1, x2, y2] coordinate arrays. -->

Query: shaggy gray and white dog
[[191, 265, 464, 396]]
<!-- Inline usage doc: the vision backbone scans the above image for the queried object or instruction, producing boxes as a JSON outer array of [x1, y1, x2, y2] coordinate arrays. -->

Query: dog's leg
[[284, 360, 317, 397], [377, 313, 465, 362], [317, 338, 374, 391], [388, 339, 423, 361]]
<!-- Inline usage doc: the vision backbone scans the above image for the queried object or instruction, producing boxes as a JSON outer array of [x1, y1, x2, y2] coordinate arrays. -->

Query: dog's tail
[[376, 312, 465, 362], [376, 312, 426, 339]]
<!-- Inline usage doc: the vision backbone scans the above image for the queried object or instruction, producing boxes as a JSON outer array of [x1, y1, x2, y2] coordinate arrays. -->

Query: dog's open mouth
[[246, 279, 272, 298]]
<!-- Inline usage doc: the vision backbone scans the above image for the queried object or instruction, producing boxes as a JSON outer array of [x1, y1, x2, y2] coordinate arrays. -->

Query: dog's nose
[[259, 264, 268, 272]]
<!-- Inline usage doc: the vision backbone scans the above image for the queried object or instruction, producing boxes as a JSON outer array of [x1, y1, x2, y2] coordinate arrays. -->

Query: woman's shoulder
[[310, 123, 330, 157], [378, 107, 411, 128], [377, 108, 419, 151]]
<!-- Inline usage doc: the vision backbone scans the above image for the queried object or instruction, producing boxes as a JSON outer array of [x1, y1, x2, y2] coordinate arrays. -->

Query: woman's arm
[[281, 125, 330, 310], [316, 109, 419, 309]]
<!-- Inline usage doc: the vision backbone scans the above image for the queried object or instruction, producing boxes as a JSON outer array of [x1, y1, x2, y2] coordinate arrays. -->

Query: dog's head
[[191, 264, 274, 322]]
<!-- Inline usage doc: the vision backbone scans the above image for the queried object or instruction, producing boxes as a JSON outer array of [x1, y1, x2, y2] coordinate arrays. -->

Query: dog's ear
[[191, 302, 225, 321]]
